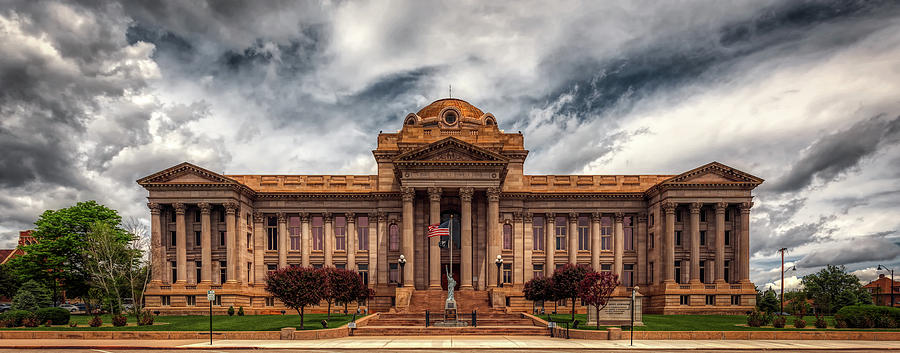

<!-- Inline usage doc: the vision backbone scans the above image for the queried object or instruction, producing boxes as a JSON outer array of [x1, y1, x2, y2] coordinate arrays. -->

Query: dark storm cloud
[[797, 233, 900, 268], [772, 115, 900, 192], [752, 215, 836, 257]]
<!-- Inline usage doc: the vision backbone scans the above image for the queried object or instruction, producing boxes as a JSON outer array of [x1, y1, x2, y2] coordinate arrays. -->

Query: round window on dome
[[444, 111, 457, 125]]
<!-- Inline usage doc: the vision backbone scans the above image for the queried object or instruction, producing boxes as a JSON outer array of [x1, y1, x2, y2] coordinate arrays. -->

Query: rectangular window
[[194, 231, 201, 247], [731, 295, 740, 305], [219, 231, 226, 247], [312, 216, 324, 251], [725, 209, 731, 221], [700, 260, 706, 284], [265, 297, 275, 307], [532, 216, 545, 251], [194, 210, 200, 222], [724, 260, 731, 283], [358, 263, 369, 285], [555, 216, 567, 251], [700, 231, 706, 246], [577, 216, 589, 251], [624, 216, 633, 251], [700, 209, 707, 222], [247, 233, 252, 250], [336, 263, 346, 269], [170, 210, 176, 223], [313, 263, 323, 269], [266, 216, 278, 251], [649, 232, 654, 249], [195, 261, 202, 283], [389, 263, 399, 283], [186, 295, 196, 306], [533, 264, 544, 278], [649, 213, 655, 226], [219, 261, 227, 284], [623, 264, 634, 287], [358, 216, 369, 250], [680, 295, 689, 305], [674, 260, 682, 284], [335, 216, 346, 251], [247, 263, 252, 283], [600, 264, 612, 272], [389, 224, 400, 251], [503, 223, 513, 250], [725, 230, 732, 246], [706, 295, 715, 306], [503, 263, 512, 284], [170, 231, 176, 247], [289, 216, 301, 251], [170, 261, 177, 282], [675, 231, 682, 246], [214, 295, 221, 306], [676, 210, 683, 223], [649, 262, 654, 283], [161, 295, 170, 306], [219, 209, 225, 222], [267, 264, 276, 275], [601, 216, 612, 251]]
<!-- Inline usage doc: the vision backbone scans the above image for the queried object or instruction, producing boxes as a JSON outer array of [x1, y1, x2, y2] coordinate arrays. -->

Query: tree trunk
[[327, 300, 332, 318], [571, 297, 576, 323], [299, 307, 305, 329], [596, 305, 600, 330], [344, 302, 348, 315]]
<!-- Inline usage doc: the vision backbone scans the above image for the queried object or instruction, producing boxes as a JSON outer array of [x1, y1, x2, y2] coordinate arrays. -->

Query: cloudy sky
[[2, 0, 900, 290]]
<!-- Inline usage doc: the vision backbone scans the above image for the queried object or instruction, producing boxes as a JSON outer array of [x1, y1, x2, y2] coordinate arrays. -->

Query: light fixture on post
[[398, 254, 407, 288], [878, 265, 894, 307], [495, 255, 504, 288]]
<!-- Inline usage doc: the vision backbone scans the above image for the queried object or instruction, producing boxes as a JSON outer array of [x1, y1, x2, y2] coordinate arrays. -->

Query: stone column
[[199, 202, 212, 283], [236, 207, 246, 284], [523, 212, 534, 282], [324, 212, 333, 267], [401, 187, 415, 287], [428, 187, 442, 289], [662, 202, 676, 283], [224, 202, 238, 283], [460, 187, 474, 289], [486, 187, 500, 287], [300, 213, 311, 267], [376, 212, 388, 284], [739, 202, 753, 283], [568, 212, 578, 264], [253, 212, 265, 283], [148, 203, 163, 284], [636, 213, 648, 285], [368, 213, 377, 283], [591, 212, 601, 271], [513, 211, 524, 284], [614, 212, 625, 277], [689, 203, 701, 284], [174, 203, 187, 283], [347, 212, 357, 270], [278, 212, 288, 269], [714, 203, 727, 283], [545, 213, 555, 277]]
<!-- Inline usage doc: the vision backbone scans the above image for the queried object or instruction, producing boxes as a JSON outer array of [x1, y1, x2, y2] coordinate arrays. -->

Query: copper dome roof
[[416, 98, 484, 119]]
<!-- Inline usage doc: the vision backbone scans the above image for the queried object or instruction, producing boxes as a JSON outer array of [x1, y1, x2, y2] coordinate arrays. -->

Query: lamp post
[[778, 248, 787, 314], [398, 255, 406, 288], [878, 265, 894, 307], [495, 255, 504, 288]]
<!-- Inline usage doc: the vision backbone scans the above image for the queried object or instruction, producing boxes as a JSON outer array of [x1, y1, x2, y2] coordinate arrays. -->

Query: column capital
[[591, 212, 602, 222], [546, 212, 554, 220], [299, 212, 310, 222], [147, 202, 161, 215], [277, 212, 287, 224], [689, 202, 702, 214], [401, 187, 415, 202], [486, 187, 501, 201], [637, 212, 648, 223], [614, 212, 625, 223], [523, 211, 533, 222], [252, 211, 264, 223], [715, 202, 728, 213], [568, 212, 578, 221], [388, 214, 400, 224], [323, 212, 333, 222], [346, 212, 356, 223], [376, 211, 388, 222], [739, 201, 754, 214], [198, 202, 211, 214], [173, 202, 185, 214], [459, 187, 474, 202], [661, 202, 676, 214], [513, 211, 523, 221], [427, 187, 442, 201], [224, 202, 238, 214]]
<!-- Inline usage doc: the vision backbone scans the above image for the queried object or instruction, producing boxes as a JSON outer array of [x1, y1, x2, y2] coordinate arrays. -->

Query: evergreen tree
[[12, 280, 52, 311]]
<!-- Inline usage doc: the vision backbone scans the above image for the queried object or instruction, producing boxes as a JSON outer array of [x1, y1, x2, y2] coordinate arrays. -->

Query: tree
[[758, 287, 779, 314], [122, 217, 151, 319], [6, 201, 122, 303], [330, 268, 363, 315], [550, 263, 594, 322], [265, 266, 325, 329], [0, 264, 19, 299], [356, 286, 374, 312], [12, 280, 52, 311], [802, 265, 870, 314], [83, 221, 131, 314], [523, 276, 552, 315], [577, 271, 620, 330]]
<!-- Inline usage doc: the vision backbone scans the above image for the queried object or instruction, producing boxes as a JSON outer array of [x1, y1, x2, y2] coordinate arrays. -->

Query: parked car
[[74, 303, 87, 312], [0, 304, 10, 313], [58, 304, 78, 312]]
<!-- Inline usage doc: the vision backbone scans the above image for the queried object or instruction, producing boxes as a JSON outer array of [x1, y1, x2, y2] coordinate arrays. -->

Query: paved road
[[0, 350, 894, 353]]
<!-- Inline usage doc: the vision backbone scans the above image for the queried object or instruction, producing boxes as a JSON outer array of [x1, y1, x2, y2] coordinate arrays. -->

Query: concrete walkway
[[1, 336, 899, 350]]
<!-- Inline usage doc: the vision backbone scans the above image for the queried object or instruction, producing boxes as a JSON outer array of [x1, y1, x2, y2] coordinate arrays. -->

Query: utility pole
[[778, 248, 787, 314]]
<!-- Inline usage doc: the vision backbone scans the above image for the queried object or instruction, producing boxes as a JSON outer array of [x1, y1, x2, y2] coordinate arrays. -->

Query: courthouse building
[[138, 98, 762, 314]]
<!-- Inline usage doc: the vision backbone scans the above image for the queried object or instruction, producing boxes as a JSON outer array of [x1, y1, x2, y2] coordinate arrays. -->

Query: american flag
[[426, 220, 451, 237]]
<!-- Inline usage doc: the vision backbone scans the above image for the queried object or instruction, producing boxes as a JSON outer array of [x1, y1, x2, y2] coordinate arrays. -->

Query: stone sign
[[586, 297, 643, 326]]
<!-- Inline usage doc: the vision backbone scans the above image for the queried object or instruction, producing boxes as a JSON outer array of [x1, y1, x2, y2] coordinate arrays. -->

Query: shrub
[[23, 317, 39, 327], [834, 305, 900, 328], [0, 319, 14, 328], [43, 320, 51, 327], [11, 281, 52, 312], [794, 318, 807, 328], [747, 309, 772, 327], [3, 310, 34, 327], [773, 316, 786, 328], [35, 307, 70, 325], [228, 306, 235, 316], [112, 314, 128, 327], [835, 319, 848, 328], [69, 321, 77, 328], [238, 306, 245, 316], [89, 316, 103, 327], [815, 316, 828, 329], [138, 310, 154, 326]]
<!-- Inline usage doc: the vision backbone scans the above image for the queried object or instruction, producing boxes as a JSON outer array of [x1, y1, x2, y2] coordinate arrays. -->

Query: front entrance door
[[441, 263, 460, 291]]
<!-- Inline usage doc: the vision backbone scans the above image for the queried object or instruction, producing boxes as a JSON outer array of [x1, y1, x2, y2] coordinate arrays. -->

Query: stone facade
[[138, 98, 762, 315]]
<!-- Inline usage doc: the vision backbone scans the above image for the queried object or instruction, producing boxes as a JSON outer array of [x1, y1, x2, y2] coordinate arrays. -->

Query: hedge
[[834, 305, 900, 328], [0, 310, 35, 327], [35, 307, 71, 325]]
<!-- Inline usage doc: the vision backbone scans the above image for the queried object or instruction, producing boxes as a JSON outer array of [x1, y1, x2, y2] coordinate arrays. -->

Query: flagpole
[[449, 214, 454, 284]]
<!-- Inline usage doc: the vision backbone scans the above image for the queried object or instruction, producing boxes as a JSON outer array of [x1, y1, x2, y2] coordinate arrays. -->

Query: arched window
[[444, 111, 457, 125], [405, 117, 416, 125]]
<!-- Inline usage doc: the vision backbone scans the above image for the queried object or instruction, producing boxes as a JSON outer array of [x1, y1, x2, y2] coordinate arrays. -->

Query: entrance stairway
[[405, 289, 498, 313]]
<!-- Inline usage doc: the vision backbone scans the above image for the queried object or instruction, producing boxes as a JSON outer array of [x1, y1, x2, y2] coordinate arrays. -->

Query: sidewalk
[[1, 336, 899, 350]]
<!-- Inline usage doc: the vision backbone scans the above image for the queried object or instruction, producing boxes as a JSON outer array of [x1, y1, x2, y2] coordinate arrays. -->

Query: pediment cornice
[[393, 137, 509, 163]]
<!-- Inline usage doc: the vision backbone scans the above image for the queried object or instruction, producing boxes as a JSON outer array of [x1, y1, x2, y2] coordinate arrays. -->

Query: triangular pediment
[[394, 137, 508, 162], [663, 162, 764, 185], [137, 162, 235, 185]]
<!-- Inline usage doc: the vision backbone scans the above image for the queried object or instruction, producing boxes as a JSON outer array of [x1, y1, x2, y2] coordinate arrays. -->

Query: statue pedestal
[[432, 297, 468, 327]]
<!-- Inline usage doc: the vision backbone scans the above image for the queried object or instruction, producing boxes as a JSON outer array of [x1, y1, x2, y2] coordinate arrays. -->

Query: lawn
[[538, 314, 900, 332], [0, 313, 362, 331]]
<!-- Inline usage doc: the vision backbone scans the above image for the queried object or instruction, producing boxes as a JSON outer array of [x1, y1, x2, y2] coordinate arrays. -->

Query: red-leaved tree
[[265, 266, 325, 329], [523, 276, 552, 316], [331, 268, 364, 315], [551, 263, 594, 322], [577, 271, 619, 329]]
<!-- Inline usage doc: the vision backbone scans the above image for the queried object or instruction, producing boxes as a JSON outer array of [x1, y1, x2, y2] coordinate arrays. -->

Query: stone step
[[365, 319, 534, 326], [352, 326, 549, 336]]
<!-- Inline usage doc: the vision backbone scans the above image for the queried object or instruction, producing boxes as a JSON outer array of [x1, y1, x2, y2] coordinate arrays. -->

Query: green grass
[[1, 313, 363, 331], [538, 314, 900, 332]]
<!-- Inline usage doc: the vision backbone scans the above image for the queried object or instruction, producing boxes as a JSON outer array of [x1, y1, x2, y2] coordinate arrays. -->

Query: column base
[[200, 280, 212, 284], [460, 284, 473, 290], [428, 284, 441, 289], [714, 279, 726, 284], [689, 279, 701, 285], [225, 280, 238, 284], [175, 280, 186, 284]]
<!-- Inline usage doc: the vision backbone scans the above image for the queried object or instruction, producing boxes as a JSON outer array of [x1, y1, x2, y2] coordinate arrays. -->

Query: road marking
[[91, 349, 114, 353]]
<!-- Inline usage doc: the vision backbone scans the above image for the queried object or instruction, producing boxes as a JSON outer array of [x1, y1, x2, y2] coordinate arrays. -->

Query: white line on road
[[91, 349, 114, 353]]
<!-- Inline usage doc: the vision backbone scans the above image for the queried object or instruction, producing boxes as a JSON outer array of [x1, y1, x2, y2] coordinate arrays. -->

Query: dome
[[416, 98, 484, 119]]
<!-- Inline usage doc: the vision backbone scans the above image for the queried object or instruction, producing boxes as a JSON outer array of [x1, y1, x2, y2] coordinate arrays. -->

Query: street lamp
[[777, 248, 795, 315], [878, 265, 894, 307], [398, 255, 407, 288], [495, 255, 504, 288]]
